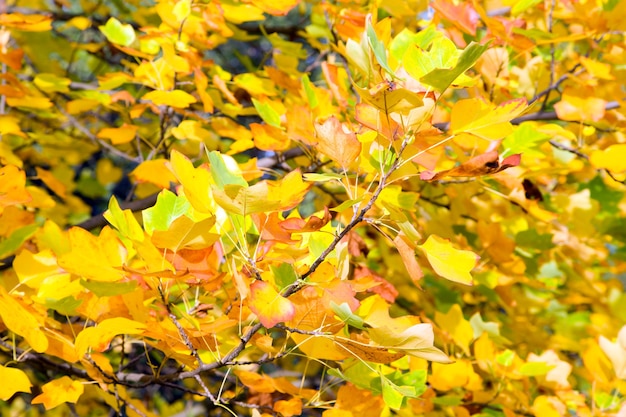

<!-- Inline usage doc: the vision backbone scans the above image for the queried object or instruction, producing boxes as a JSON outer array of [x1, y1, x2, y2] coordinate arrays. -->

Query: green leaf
[[501, 124, 550, 158], [366, 18, 395, 77], [496, 349, 515, 367], [331, 301, 365, 329], [0, 224, 39, 259], [80, 280, 137, 297], [45, 296, 83, 316], [330, 197, 364, 212], [104, 197, 144, 241], [389, 26, 438, 62], [403, 36, 458, 80], [470, 313, 511, 345], [519, 362, 554, 376], [271, 263, 298, 290], [207, 151, 248, 189], [99, 17, 136, 47], [142, 190, 190, 235], [511, 0, 543, 15], [420, 41, 490, 92], [301, 75, 318, 109], [381, 376, 412, 410], [252, 98, 281, 128]]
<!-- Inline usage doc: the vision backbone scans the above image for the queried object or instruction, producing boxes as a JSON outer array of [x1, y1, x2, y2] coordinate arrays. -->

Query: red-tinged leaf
[[420, 151, 521, 181], [314, 115, 361, 169], [248, 280, 295, 328], [280, 207, 332, 233], [431, 0, 479, 35], [31, 376, 84, 410]]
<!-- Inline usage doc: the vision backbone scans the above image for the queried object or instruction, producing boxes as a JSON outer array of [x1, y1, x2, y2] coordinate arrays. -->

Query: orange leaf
[[130, 159, 178, 188], [420, 151, 521, 181], [280, 207, 332, 233], [393, 233, 424, 288], [0, 165, 31, 213], [248, 280, 295, 328], [250, 123, 291, 151], [96, 123, 139, 145], [274, 398, 303, 417], [431, 0, 479, 35], [31, 377, 84, 410], [314, 115, 361, 169]]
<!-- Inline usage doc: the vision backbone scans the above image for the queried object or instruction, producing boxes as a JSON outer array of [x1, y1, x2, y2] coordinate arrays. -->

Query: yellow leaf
[[435, 304, 473, 355], [430, 360, 482, 391], [0, 115, 26, 137], [419, 235, 478, 285], [31, 376, 84, 410], [131, 159, 178, 189], [554, 89, 606, 122], [450, 98, 526, 142], [590, 144, 626, 173], [96, 123, 139, 145], [171, 120, 213, 142], [248, 280, 296, 328], [0, 365, 31, 400], [248, 0, 299, 15], [58, 227, 127, 282], [0, 287, 48, 352], [579, 57, 614, 80], [173, 0, 191, 21], [168, 150, 215, 213], [582, 341, 614, 384], [66, 98, 100, 114], [36, 167, 67, 198], [33, 73, 71, 93], [5, 96, 52, 109], [96, 158, 123, 186], [0, 165, 32, 214], [532, 396, 565, 417], [0, 13, 52, 31], [143, 90, 196, 108], [75, 317, 147, 357], [599, 325, 626, 379]]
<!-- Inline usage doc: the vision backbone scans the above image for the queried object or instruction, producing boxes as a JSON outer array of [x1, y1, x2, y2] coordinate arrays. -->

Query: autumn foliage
[[1, 0, 626, 416]]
